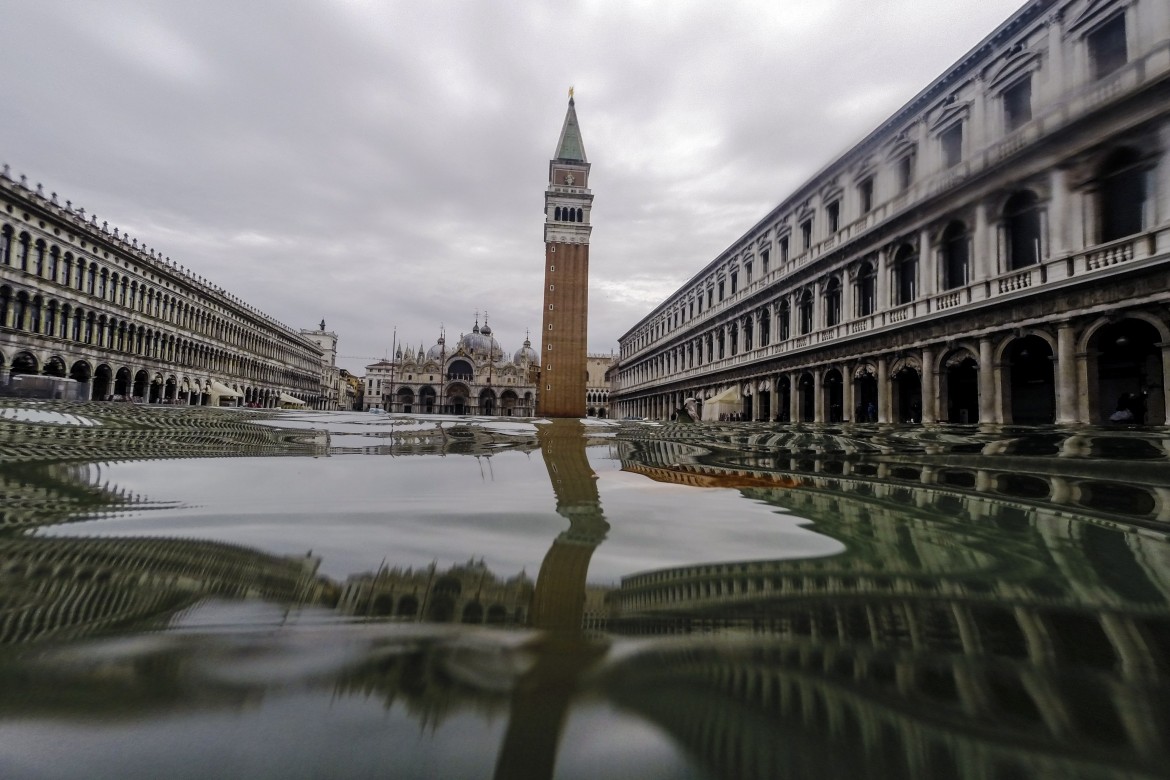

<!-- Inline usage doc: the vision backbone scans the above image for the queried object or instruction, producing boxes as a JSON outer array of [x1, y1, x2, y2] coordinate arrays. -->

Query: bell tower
[[538, 90, 592, 418]]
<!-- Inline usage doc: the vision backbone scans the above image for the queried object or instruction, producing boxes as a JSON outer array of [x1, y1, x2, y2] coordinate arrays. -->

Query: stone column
[[1056, 321, 1077, 424], [877, 355, 891, 423], [979, 336, 997, 424], [876, 246, 891, 313], [1160, 343, 1170, 426], [789, 371, 800, 423], [919, 227, 935, 301], [813, 367, 824, 423], [1050, 167, 1069, 257], [921, 346, 937, 423], [841, 364, 854, 422]]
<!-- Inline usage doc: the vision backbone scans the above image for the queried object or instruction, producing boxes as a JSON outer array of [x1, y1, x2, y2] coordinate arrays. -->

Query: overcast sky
[[0, 0, 1024, 374]]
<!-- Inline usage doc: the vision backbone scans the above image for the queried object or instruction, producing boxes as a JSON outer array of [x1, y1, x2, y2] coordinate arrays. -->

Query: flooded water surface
[[1, 401, 1169, 779]]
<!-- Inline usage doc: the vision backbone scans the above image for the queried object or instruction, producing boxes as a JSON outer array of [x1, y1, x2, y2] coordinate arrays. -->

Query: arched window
[[1098, 147, 1146, 242], [824, 277, 841, 327], [1004, 191, 1041, 270], [0, 225, 12, 266], [759, 308, 770, 346], [941, 221, 969, 289], [856, 261, 876, 316], [778, 301, 791, 341], [555, 206, 561, 221], [798, 289, 814, 334], [576, 208, 583, 222], [893, 245, 917, 304]]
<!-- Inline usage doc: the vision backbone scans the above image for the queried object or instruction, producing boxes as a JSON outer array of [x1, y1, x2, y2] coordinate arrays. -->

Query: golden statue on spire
[[568, 85, 574, 99]]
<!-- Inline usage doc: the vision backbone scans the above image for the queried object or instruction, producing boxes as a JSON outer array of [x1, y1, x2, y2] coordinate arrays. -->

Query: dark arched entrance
[[855, 372, 878, 422], [945, 355, 979, 423], [115, 368, 132, 398], [894, 368, 922, 423], [798, 373, 815, 422], [776, 377, 791, 422], [1007, 336, 1055, 423], [69, 361, 91, 399], [479, 389, 496, 416], [93, 365, 113, 400], [10, 352, 38, 377], [44, 356, 67, 377], [1092, 319, 1163, 424], [133, 370, 149, 400], [824, 370, 843, 423]]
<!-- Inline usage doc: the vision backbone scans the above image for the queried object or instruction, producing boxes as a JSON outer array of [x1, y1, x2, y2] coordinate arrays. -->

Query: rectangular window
[[761, 249, 769, 274], [827, 201, 840, 233], [859, 177, 874, 214], [800, 219, 813, 251], [1002, 77, 1032, 132], [940, 123, 963, 168], [707, 289, 713, 307], [779, 236, 789, 263], [730, 272, 737, 294], [1089, 14, 1127, 80], [745, 262, 752, 285], [898, 152, 915, 191], [718, 281, 725, 301]]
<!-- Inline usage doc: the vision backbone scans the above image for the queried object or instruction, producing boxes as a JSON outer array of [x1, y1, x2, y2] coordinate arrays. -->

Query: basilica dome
[[460, 320, 502, 360], [426, 336, 446, 361], [513, 336, 537, 366]]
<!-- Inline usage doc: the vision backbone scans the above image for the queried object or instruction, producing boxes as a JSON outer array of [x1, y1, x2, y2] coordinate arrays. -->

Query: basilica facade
[[363, 318, 538, 415], [612, 0, 1170, 426]]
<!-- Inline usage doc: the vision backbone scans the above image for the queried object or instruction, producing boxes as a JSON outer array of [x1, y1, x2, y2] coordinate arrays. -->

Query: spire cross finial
[[568, 85, 574, 100]]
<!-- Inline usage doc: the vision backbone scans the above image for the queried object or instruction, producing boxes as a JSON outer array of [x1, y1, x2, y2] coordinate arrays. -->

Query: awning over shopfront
[[210, 380, 243, 398], [279, 392, 306, 406]]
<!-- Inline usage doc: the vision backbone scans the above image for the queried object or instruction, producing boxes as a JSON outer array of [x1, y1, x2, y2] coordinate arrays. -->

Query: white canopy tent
[[210, 380, 243, 405], [279, 392, 307, 407], [702, 386, 743, 421]]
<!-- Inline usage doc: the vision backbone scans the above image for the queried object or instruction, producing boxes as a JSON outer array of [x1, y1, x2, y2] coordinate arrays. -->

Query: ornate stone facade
[[613, 0, 1170, 425], [0, 170, 324, 407], [363, 318, 538, 415]]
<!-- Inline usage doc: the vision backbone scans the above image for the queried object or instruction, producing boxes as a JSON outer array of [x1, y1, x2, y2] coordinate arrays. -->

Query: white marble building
[[613, 0, 1170, 426]]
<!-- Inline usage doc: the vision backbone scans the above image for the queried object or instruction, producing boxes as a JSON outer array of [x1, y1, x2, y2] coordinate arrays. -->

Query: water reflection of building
[[597, 433, 1170, 779], [339, 558, 534, 625], [0, 535, 334, 645]]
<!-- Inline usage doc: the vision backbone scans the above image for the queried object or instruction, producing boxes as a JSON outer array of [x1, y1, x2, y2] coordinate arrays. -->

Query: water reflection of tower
[[529, 419, 610, 630], [494, 419, 610, 780]]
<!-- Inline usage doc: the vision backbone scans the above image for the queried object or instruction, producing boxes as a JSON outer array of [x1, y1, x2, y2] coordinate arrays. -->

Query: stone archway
[[115, 367, 132, 397], [1087, 318, 1164, 424], [893, 368, 922, 423], [133, 370, 149, 400], [943, 351, 979, 423], [1005, 335, 1055, 423], [823, 369, 844, 423], [854, 365, 878, 422], [798, 373, 815, 422], [93, 365, 113, 400]]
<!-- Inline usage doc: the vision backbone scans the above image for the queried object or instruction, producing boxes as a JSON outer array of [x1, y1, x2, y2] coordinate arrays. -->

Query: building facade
[[586, 352, 616, 417], [0, 169, 323, 406], [613, 0, 1170, 426], [538, 94, 593, 418], [363, 318, 538, 415], [300, 320, 346, 410]]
